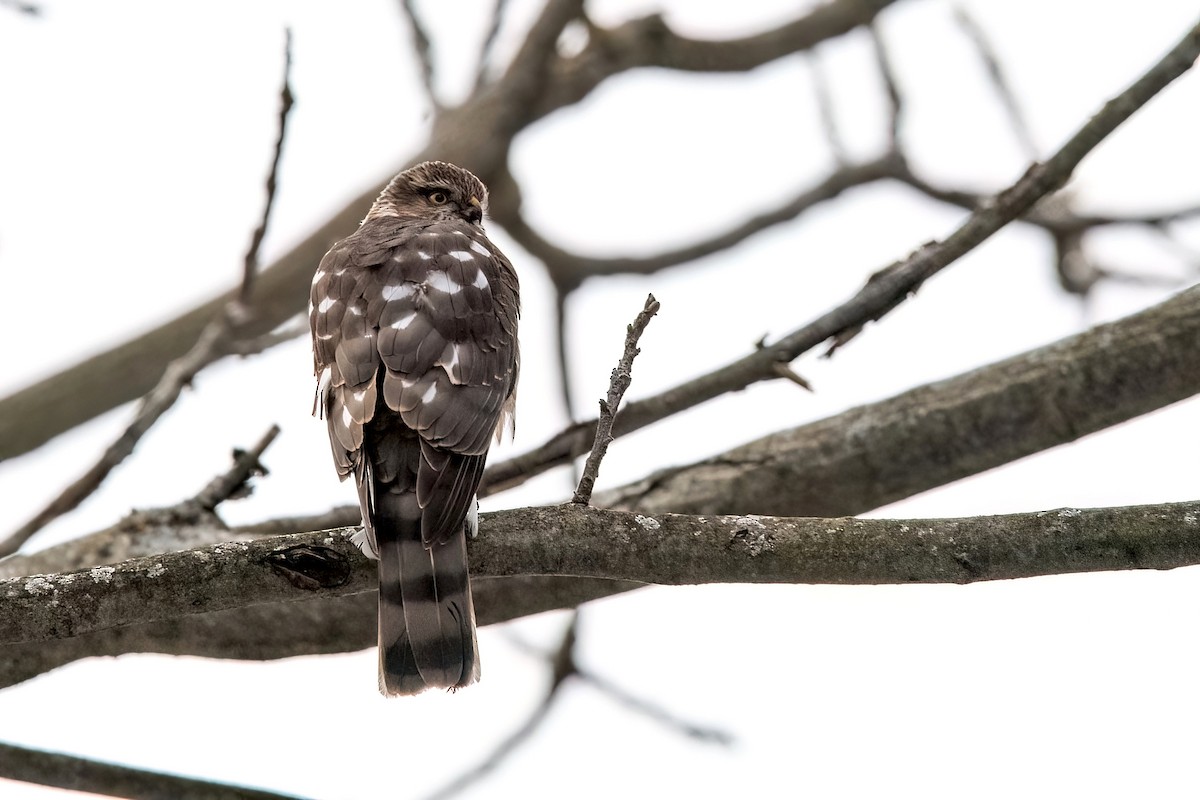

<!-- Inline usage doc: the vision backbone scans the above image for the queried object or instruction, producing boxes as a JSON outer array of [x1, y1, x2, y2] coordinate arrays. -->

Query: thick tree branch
[[5, 501, 1200, 647], [533, 0, 899, 116], [480, 21, 1200, 493], [603, 284, 1200, 516], [0, 0, 884, 462], [0, 577, 635, 690], [0, 741, 307, 800]]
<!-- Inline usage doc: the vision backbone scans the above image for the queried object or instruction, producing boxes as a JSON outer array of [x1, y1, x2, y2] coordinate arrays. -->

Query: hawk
[[309, 161, 520, 695]]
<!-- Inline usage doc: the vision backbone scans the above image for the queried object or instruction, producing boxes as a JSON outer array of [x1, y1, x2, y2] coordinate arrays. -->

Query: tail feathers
[[375, 493, 479, 695]]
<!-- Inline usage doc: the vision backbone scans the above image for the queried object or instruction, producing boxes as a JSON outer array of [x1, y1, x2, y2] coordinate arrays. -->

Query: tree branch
[[0, 0, 885, 462], [573, 294, 659, 505], [5, 501, 1200, 647], [0, 741, 308, 800], [480, 20, 1200, 493], [602, 283, 1200, 516], [492, 158, 899, 288], [0, 36, 296, 554]]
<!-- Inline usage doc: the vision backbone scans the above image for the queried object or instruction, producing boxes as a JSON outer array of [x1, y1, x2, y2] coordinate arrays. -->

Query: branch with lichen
[[4, 501, 1200, 648]]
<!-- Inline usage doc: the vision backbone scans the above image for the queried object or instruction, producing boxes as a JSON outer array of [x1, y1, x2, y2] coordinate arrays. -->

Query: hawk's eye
[[427, 190, 450, 205]]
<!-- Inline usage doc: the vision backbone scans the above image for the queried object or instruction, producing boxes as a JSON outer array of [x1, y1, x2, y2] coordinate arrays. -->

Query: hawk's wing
[[310, 217, 520, 545]]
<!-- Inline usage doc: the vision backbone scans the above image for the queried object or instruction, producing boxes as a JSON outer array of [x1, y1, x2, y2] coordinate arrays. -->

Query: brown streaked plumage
[[309, 161, 520, 695]]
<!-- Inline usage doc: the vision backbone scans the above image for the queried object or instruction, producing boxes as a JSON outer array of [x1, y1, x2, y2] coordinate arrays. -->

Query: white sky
[[1, 0, 1199, 798]]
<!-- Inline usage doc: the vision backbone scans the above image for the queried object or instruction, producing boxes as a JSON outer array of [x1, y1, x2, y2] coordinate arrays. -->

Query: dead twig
[[953, 6, 1037, 159], [809, 50, 848, 166], [473, 0, 514, 90], [239, 28, 294, 308], [399, 0, 440, 108], [191, 425, 281, 513], [422, 613, 580, 800], [573, 294, 660, 505], [868, 22, 903, 151]]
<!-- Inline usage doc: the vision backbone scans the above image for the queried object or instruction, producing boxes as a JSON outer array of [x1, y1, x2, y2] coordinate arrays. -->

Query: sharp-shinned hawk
[[309, 161, 520, 695]]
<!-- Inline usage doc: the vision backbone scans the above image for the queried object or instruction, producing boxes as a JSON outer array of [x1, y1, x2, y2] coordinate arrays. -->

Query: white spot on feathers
[[473, 271, 489, 289], [422, 383, 438, 403], [318, 297, 337, 312], [427, 272, 462, 294], [381, 283, 414, 301], [311, 270, 326, 285], [341, 405, 353, 426], [418, 251, 432, 260], [448, 250, 474, 262], [470, 240, 490, 256], [389, 312, 417, 330]]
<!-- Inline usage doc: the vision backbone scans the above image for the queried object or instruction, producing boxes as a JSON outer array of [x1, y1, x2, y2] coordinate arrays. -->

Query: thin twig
[[399, 0, 440, 108], [240, 27, 294, 307], [226, 314, 310, 357], [552, 286, 574, 419], [573, 294, 660, 505], [0, 36, 297, 556], [191, 425, 281, 512], [868, 22, 902, 151], [809, 51, 848, 165], [0, 741, 309, 800], [481, 19, 1200, 496], [0, 0, 39, 16], [473, 0, 513, 90], [422, 613, 580, 800], [953, 6, 1037, 159], [0, 322, 234, 557], [577, 669, 734, 745]]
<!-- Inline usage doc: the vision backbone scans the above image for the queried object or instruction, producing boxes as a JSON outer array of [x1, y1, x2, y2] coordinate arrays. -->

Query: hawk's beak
[[465, 195, 483, 224]]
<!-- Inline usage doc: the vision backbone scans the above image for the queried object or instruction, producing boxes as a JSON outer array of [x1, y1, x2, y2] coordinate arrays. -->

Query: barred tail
[[375, 491, 478, 695]]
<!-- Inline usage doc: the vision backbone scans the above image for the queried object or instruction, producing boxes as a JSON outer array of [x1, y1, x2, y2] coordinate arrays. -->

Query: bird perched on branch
[[309, 161, 520, 695]]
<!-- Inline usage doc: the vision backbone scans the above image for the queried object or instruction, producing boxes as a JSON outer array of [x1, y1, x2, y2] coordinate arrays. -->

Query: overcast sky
[[2, 1, 1199, 798]]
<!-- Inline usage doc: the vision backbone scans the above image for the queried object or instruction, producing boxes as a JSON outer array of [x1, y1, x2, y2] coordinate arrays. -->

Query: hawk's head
[[370, 161, 489, 225]]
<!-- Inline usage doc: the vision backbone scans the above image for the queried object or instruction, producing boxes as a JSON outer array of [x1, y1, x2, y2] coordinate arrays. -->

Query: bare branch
[[226, 313, 309, 357], [481, 21, 1200, 493], [0, 0, 40, 16], [473, 0, 514, 90], [0, 320, 236, 556], [239, 28, 294, 308], [868, 22, 903, 150], [0, 0, 892, 461], [0, 741, 307, 800], [577, 669, 734, 746], [535, 0, 900, 116], [422, 613, 579, 800], [574, 295, 659, 505], [0, 36, 298, 552], [5, 501, 1200, 647], [191, 425, 280, 513], [603, 283, 1200, 517], [493, 157, 899, 288], [953, 6, 1038, 159], [809, 50, 849, 165], [399, 0, 440, 108], [0, 577, 637, 690]]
